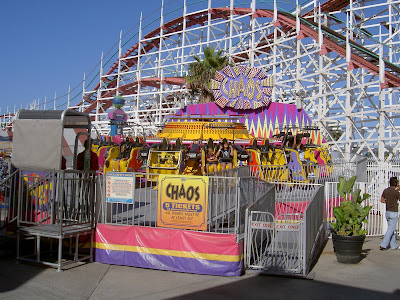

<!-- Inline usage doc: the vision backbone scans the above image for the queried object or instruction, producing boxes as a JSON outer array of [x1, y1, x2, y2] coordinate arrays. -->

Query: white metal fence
[[367, 159, 400, 186], [325, 182, 399, 237], [244, 182, 324, 276]]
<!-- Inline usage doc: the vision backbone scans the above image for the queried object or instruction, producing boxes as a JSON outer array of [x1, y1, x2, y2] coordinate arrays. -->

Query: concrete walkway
[[1, 236, 400, 300]]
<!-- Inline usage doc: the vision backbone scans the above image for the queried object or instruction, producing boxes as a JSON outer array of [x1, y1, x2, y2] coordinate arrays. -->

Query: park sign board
[[210, 65, 273, 110], [157, 174, 208, 231], [106, 172, 135, 204]]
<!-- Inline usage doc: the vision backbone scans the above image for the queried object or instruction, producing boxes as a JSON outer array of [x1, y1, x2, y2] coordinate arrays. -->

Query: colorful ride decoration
[[23, 173, 52, 207], [96, 137, 145, 174], [175, 102, 323, 144], [98, 63, 330, 182], [144, 117, 253, 178], [211, 65, 273, 110], [99, 101, 330, 183], [167, 61, 330, 181], [246, 133, 332, 183], [94, 223, 243, 276], [108, 95, 128, 137], [180, 64, 323, 145], [145, 137, 185, 178], [19, 171, 53, 223], [158, 120, 253, 141], [94, 96, 146, 174]]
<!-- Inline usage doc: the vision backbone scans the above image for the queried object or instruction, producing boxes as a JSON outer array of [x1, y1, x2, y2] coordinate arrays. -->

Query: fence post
[[244, 207, 249, 269], [235, 177, 240, 237], [324, 182, 330, 233], [302, 214, 307, 277]]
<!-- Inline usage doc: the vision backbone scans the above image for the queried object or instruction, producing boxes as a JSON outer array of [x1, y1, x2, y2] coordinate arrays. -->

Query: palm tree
[[186, 47, 230, 103]]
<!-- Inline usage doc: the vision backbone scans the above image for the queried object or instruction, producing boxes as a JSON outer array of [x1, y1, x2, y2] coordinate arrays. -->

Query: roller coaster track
[[77, 2, 400, 116], [81, 77, 185, 115], [2, 0, 398, 136]]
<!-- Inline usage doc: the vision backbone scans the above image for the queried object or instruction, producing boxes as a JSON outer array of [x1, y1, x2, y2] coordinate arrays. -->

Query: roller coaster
[[1, 0, 400, 163]]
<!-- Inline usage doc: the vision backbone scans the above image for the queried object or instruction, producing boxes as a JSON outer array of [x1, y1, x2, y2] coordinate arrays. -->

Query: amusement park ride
[[90, 87, 332, 184], [3, 0, 399, 276], [1, 0, 400, 164]]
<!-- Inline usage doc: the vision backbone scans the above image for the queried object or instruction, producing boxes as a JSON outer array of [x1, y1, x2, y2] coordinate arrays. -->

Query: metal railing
[[238, 177, 275, 237], [367, 160, 400, 185], [95, 174, 105, 224], [103, 173, 159, 227], [98, 166, 327, 276], [14, 170, 96, 271], [207, 174, 240, 234], [244, 184, 276, 270], [103, 172, 245, 235], [303, 186, 325, 275], [203, 166, 274, 236], [275, 183, 322, 217], [0, 170, 19, 236], [17, 171, 96, 227], [249, 163, 357, 184], [102, 167, 277, 238], [245, 182, 324, 276]]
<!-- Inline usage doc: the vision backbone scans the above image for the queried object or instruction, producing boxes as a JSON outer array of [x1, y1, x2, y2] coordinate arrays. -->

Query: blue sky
[[0, 0, 165, 114], [0, 0, 303, 115]]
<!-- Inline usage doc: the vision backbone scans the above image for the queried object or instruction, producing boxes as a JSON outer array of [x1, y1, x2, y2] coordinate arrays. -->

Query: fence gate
[[245, 211, 304, 275]]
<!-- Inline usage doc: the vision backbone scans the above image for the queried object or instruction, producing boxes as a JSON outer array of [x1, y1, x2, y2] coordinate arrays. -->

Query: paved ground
[[1, 236, 400, 300]]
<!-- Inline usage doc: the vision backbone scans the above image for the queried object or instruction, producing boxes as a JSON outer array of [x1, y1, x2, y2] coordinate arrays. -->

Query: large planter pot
[[331, 233, 366, 264]]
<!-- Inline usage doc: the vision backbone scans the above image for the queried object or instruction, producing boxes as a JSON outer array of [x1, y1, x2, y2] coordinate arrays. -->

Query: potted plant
[[330, 176, 372, 264]]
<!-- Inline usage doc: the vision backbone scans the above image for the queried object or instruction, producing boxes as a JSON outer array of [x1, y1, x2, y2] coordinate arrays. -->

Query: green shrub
[[330, 176, 372, 236]]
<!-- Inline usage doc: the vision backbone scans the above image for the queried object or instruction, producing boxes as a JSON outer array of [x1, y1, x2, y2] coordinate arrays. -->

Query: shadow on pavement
[[360, 248, 371, 261], [0, 237, 45, 293], [169, 273, 400, 300]]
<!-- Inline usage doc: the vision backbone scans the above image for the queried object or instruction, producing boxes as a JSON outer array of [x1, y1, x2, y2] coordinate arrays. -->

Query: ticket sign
[[106, 172, 134, 204], [157, 174, 209, 231]]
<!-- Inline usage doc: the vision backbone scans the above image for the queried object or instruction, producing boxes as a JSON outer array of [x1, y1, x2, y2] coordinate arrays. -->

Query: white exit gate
[[246, 211, 304, 274], [244, 183, 325, 277]]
